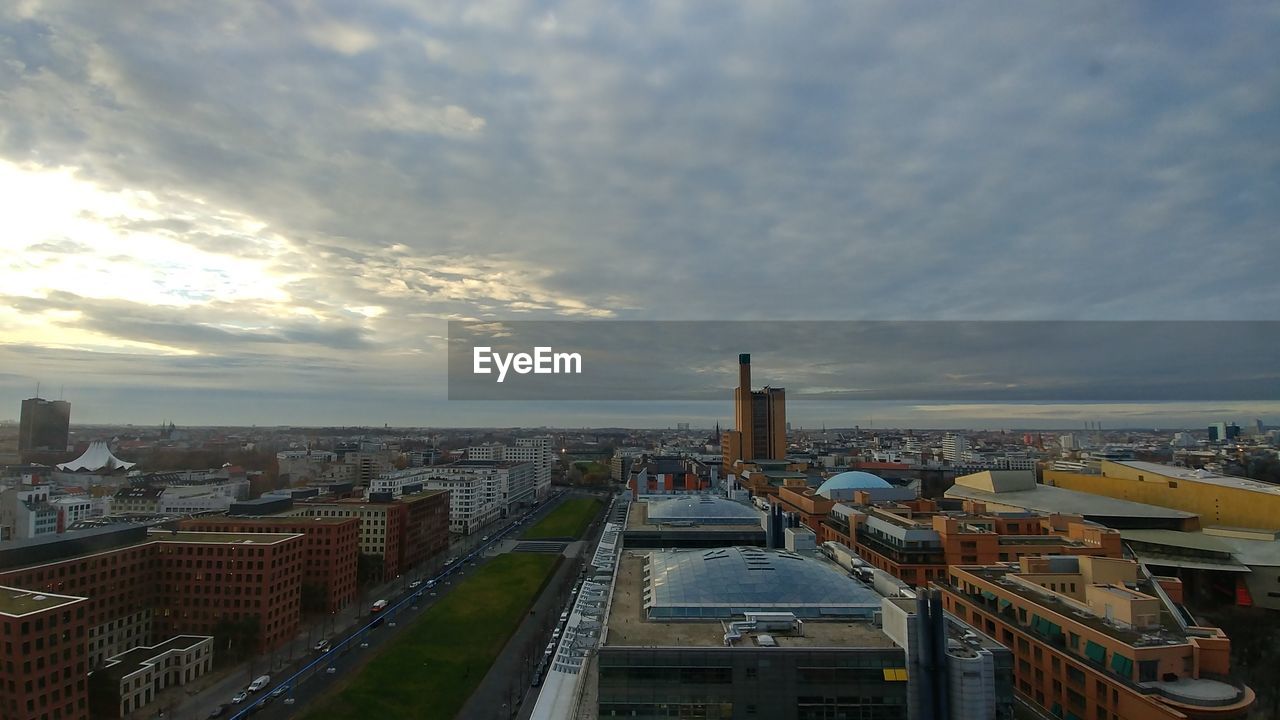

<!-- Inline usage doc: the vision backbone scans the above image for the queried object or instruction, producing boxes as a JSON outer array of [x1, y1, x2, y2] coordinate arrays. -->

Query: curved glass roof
[[816, 471, 891, 497], [646, 496, 762, 525], [643, 546, 882, 619]]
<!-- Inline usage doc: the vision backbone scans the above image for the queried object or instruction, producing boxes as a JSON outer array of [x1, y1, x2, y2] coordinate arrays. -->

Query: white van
[[248, 675, 271, 693]]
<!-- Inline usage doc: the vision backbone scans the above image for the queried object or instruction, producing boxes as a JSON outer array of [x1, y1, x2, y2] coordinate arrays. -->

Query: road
[[163, 492, 575, 720]]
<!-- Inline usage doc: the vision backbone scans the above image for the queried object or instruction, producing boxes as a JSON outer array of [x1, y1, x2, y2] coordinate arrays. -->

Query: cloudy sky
[[1, 1, 1277, 428]]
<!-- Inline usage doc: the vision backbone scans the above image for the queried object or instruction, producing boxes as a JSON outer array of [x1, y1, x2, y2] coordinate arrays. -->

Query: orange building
[[626, 457, 715, 499], [938, 556, 1255, 719], [773, 486, 835, 533], [177, 516, 360, 613], [819, 498, 1123, 587], [722, 353, 786, 473]]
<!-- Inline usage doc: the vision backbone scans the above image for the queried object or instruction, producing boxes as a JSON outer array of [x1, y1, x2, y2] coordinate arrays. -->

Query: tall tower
[[722, 354, 786, 474], [19, 397, 71, 454]]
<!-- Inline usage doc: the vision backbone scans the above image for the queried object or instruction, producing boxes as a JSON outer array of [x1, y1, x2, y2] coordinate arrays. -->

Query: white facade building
[[941, 433, 970, 463], [464, 436, 555, 500]]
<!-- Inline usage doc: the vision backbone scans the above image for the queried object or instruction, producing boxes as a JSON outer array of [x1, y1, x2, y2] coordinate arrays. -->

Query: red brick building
[[286, 490, 449, 582], [0, 587, 89, 720], [0, 529, 305, 663], [177, 516, 359, 613]]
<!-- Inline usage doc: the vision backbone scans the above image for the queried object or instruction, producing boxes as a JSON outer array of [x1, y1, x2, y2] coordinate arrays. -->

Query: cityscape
[[2, 352, 1279, 719], [2, 3, 1278, 720]]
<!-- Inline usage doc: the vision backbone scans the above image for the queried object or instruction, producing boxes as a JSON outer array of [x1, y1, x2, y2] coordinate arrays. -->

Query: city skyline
[[2, 3, 1278, 427]]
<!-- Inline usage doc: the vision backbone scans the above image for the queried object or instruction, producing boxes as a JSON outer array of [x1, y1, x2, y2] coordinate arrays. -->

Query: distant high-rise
[[722, 354, 786, 471], [942, 432, 969, 463], [18, 397, 71, 453]]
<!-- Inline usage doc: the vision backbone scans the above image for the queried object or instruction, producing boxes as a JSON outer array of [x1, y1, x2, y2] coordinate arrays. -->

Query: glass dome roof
[[643, 546, 882, 619], [646, 496, 762, 525], [816, 471, 891, 498]]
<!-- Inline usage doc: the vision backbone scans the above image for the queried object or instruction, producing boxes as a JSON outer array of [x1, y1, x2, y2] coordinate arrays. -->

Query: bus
[[371, 599, 388, 613]]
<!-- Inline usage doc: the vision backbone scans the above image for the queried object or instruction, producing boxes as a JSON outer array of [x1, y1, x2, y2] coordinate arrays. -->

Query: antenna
[[59, 385, 64, 401], [36, 382, 40, 399]]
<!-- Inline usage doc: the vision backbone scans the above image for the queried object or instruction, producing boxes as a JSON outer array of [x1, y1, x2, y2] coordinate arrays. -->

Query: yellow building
[[1044, 460, 1280, 531]]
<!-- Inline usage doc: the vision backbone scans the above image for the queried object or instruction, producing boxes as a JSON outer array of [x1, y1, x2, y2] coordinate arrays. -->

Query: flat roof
[[946, 482, 1196, 520], [957, 566, 1186, 647], [0, 587, 85, 616], [1111, 461, 1280, 496], [149, 531, 301, 545], [102, 635, 210, 679], [603, 552, 897, 649], [1119, 530, 1235, 555]]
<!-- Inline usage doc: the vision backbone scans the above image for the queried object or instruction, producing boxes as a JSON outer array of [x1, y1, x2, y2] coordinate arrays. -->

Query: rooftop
[[0, 586, 85, 617], [642, 546, 884, 619], [101, 635, 210, 679], [148, 530, 301, 545], [625, 501, 762, 532], [946, 482, 1197, 521], [643, 496, 762, 525], [1111, 461, 1280, 495], [955, 566, 1186, 647], [604, 552, 897, 649]]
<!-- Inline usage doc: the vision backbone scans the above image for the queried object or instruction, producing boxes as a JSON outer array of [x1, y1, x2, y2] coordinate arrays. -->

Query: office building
[[0, 485, 60, 540], [819, 497, 1122, 588], [937, 556, 1255, 719], [1044, 460, 1280, 531], [464, 437, 555, 500], [177, 515, 360, 613], [18, 398, 71, 455], [285, 490, 450, 580], [626, 456, 716, 498], [941, 434, 969, 464], [0, 526, 305, 664], [722, 354, 786, 473], [0, 587, 89, 720]]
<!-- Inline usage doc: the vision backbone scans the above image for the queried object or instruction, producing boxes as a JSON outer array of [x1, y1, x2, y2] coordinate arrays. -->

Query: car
[[231, 692, 249, 705], [447, 556, 459, 565], [269, 686, 288, 699], [408, 580, 422, 589], [248, 675, 271, 692], [425, 580, 437, 589], [313, 639, 331, 652], [559, 611, 569, 622], [481, 535, 490, 542], [208, 705, 228, 718], [325, 666, 337, 674]]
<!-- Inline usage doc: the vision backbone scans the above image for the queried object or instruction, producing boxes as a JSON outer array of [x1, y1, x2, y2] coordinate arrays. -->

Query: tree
[[357, 553, 384, 586]]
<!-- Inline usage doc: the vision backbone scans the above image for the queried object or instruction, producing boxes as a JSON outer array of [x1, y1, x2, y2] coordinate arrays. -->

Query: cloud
[[0, 1, 1276, 424]]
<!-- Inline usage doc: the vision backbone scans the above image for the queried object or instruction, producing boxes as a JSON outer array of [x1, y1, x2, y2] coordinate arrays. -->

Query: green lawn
[[303, 553, 560, 720], [522, 497, 603, 540]]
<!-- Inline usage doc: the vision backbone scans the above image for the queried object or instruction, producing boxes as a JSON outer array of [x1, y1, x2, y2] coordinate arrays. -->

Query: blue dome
[[816, 471, 890, 497]]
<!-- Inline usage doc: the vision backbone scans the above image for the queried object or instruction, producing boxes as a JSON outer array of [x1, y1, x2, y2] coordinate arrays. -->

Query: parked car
[[408, 580, 422, 589], [231, 692, 249, 705], [314, 639, 331, 652], [269, 686, 288, 699]]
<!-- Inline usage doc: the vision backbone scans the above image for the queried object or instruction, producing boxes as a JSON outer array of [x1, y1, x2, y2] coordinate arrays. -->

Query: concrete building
[[941, 434, 969, 464], [377, 461, 533, 535], [465, 437, 556, 500], [622, 497, 766, 549], [1, 485, 60, 540], [275, 450, 337, 484], [937, 556, 1255, 719], [1044, 460, 1280, 531], [610, 447, 646, 483], [0, 586, 89, 720], [722, 354, 787, 473], [880, 589, 1015, 720], [945, 471, 1200, 531], [177, 515, 360, 613], [626, 456, 716, 498], [18, 398, 71, 455], [95, 635, 213, 718]]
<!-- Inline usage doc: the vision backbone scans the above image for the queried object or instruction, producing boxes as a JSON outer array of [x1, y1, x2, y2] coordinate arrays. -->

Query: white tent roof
[[57, 441, 136, 472]]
